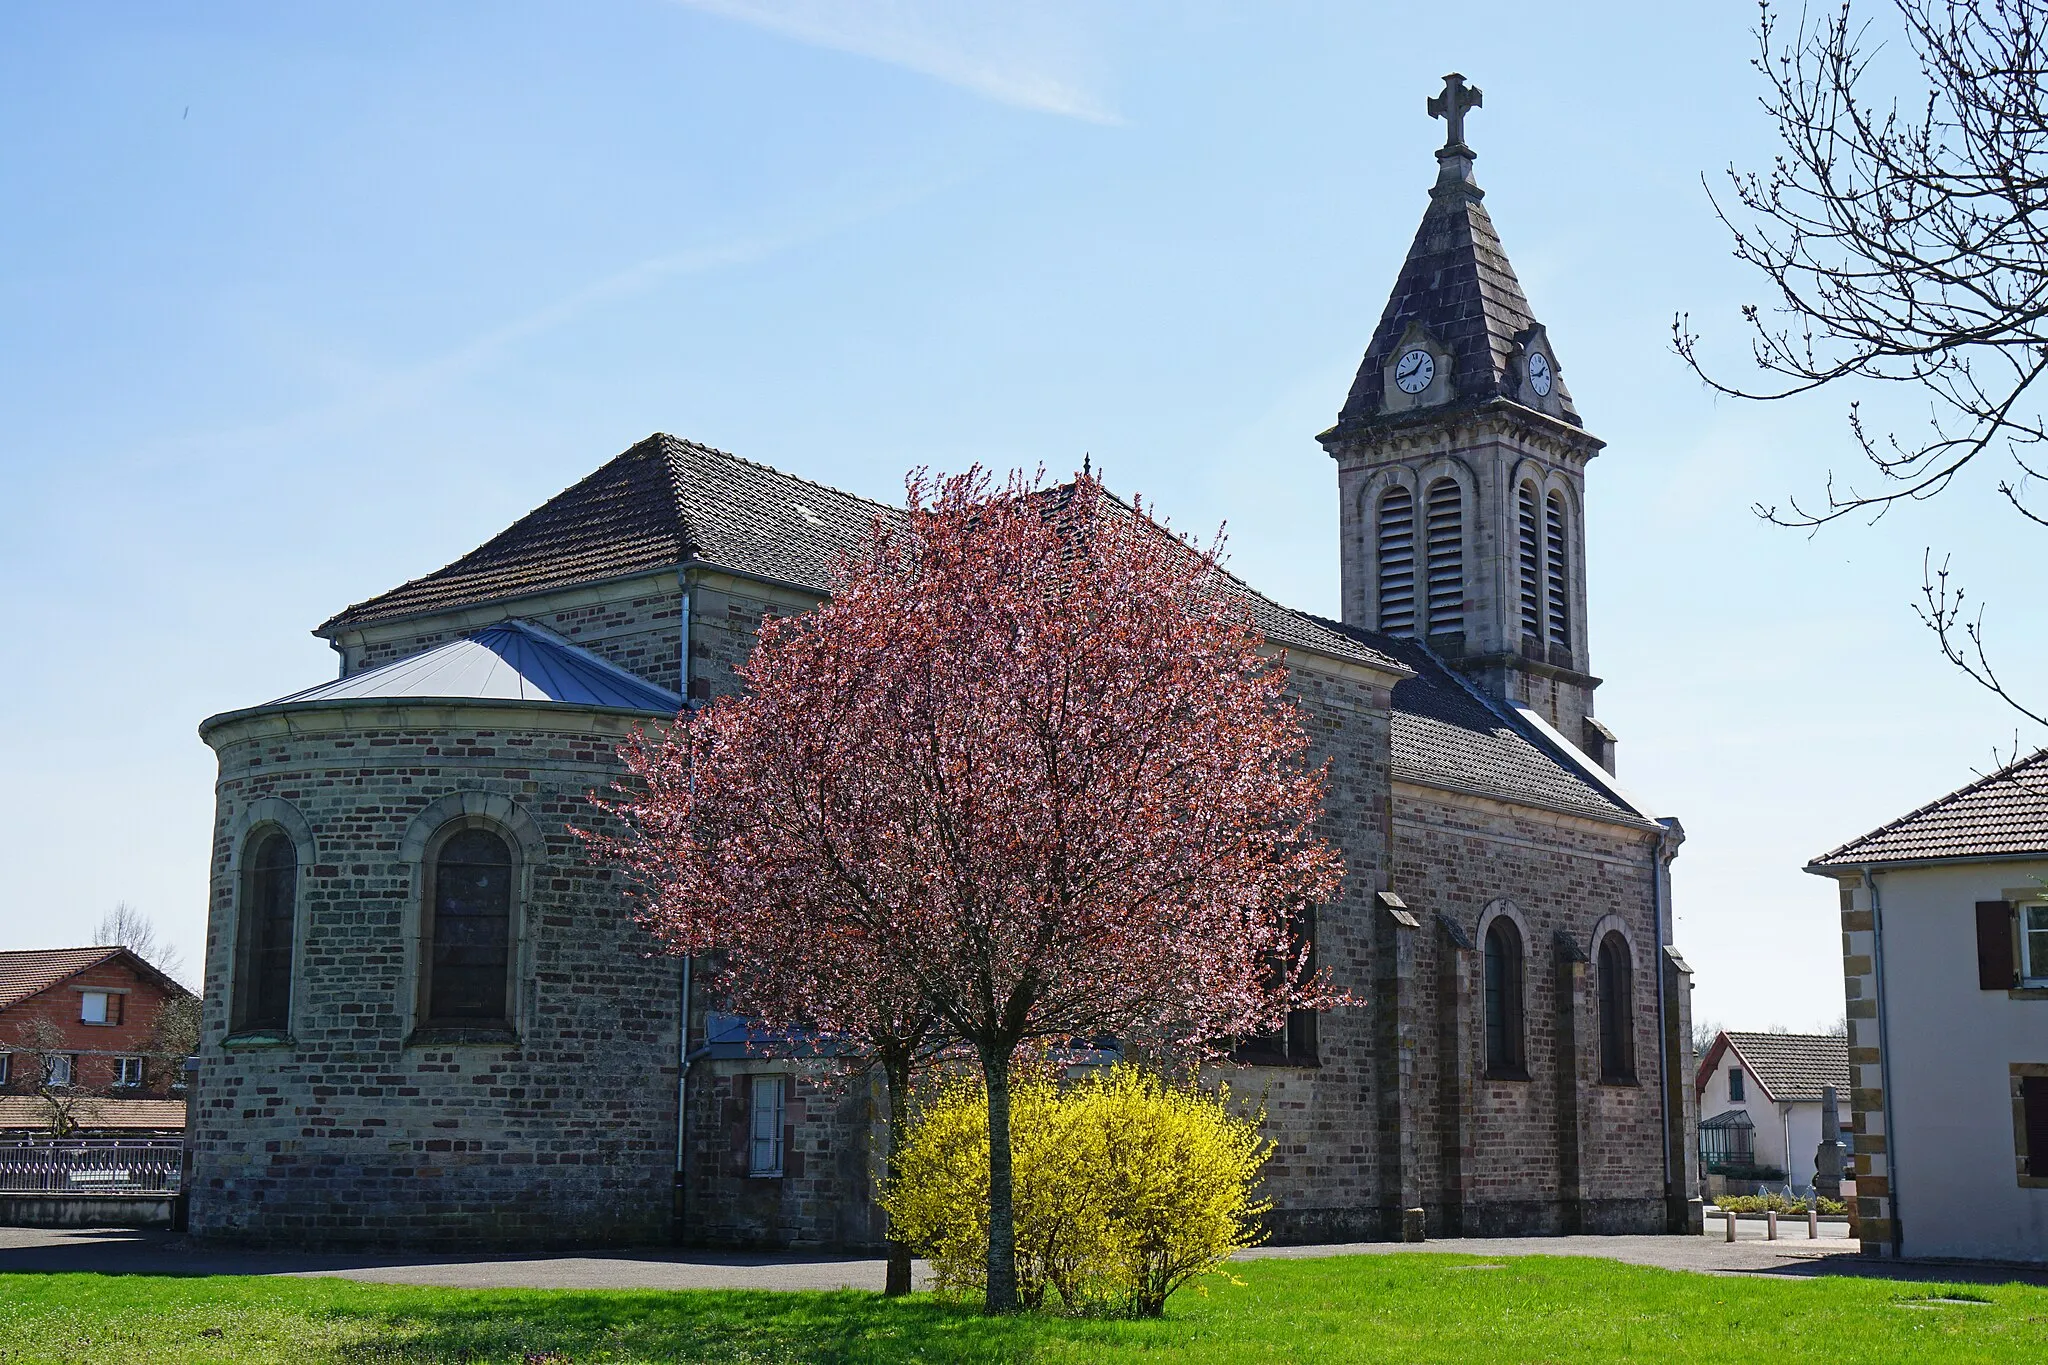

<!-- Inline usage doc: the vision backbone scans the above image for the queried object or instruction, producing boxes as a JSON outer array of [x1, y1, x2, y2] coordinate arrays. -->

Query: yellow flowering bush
[[881, 1065, 1273, 1316]]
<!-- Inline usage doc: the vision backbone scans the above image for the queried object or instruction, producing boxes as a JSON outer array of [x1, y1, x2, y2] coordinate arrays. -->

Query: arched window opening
[[1424, 479, 1465, 637], [234, 829, 297, 1033], [424, 827, 514, 1027], [1545, 491, 1571, 652], [1516, 482, 1542, 644], [1597, 933, 1635, 1083], [1482, 918, 1525, 1077], [1375, 487, 1416, 636]]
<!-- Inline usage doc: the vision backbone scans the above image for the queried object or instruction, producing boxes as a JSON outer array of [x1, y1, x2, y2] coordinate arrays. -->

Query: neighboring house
[[1808, 752, 2048, 1263], [187, 91, 1701, 1251], [1694, 1030, 1850, 1189], [0, 946, 194, 1134]]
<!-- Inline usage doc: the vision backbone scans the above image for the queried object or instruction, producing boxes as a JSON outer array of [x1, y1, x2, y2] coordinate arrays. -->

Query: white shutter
[[748, 1076, 786, 1176]]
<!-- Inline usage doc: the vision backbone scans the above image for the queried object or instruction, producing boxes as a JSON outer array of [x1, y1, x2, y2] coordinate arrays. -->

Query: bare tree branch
[[1683, 1, 2048, 725]]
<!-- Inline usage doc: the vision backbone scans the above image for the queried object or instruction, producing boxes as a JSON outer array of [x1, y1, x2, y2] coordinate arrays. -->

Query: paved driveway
[[2, 1223, 2042, 1291]]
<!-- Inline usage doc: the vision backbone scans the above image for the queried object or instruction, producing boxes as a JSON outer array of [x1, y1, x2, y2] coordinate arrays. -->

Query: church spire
[[1324, 75, 1579, 437], [1320, 77, 1613, 770]]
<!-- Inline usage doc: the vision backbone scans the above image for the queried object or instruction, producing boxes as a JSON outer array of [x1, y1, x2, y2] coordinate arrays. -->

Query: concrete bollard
[[1808, 1207, 1818, 1239], [1726, 1210, 1737, 1242], [1767, 1210, 1778, 1240]]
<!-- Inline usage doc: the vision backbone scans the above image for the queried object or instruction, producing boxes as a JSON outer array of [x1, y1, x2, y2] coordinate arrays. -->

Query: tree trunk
[[883, 1050, 914, 1297], [981, 1046, 1020, 1313]]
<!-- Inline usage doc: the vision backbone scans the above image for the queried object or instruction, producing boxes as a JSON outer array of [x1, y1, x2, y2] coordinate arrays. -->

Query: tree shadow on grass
[[305, 1288, 1083, 1365]]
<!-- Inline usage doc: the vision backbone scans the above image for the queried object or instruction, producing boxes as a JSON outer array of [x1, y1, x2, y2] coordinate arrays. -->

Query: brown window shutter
[[1977, 901, 2017, 990], [2023, 1077, 2048, 1177]]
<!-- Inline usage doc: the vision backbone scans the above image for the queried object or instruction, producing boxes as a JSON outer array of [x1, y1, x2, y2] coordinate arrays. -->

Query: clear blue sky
[[4, 1, 2042, 1032]]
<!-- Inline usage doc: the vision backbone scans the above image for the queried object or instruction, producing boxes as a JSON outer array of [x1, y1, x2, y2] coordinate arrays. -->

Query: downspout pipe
[[1863, 867, 1904, 1256]]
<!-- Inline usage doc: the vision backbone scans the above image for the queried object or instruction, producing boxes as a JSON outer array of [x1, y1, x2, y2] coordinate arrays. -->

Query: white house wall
[[1866, 862, 2048, 1262]]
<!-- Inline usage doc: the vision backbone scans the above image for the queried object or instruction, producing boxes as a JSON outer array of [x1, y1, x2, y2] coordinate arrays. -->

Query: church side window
[[422, 827, 515, 1028], [1482, 918, 1525, 1077], [1596, 933, 1635, 1083], [1517, 482, 1542, 643], [1545, 491, 1571, 651], [749, 1075, 787, 1177], [1375, 487, 1416, 635], [234, 829, 298, 1034], [1424, 478, 1465, 637]]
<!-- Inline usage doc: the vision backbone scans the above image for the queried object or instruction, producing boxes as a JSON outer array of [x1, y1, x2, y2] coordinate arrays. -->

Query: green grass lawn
[[1, 1254, 2043, 1364]]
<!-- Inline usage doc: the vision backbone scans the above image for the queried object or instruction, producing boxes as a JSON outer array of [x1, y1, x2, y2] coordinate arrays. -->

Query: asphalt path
[[2, 1223, 2042, 1291]]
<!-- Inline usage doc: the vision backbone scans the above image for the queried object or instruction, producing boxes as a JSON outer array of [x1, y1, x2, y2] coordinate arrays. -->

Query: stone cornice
[[1320, 397, 1605, 465], [200, 697, 669, 749]]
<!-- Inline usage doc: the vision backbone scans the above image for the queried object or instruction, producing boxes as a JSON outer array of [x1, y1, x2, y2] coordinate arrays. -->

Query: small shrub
[[882, 1065, 1272, 1316], [1717, 1192, 1849, 1216]]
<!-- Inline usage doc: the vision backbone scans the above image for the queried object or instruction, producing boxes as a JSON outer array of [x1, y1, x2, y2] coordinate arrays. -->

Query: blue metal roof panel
[[271, 621, 681, 714]]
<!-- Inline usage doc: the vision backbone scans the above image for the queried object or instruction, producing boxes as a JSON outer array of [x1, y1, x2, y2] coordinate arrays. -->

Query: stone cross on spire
[[1427, 72, 1483, 153]]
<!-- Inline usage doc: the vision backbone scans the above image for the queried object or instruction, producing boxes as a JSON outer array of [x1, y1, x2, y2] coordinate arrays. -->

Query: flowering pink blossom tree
[[593, 468, 1347, 1312]]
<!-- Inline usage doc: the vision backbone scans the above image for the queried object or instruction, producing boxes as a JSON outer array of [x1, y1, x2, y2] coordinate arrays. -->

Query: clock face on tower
[[1527, 351, 1553, 397], [1394, 348, 1435, 394]]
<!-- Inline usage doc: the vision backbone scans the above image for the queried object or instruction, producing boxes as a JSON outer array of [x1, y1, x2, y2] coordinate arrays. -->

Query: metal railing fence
[[0, 1139, 183, 1195]]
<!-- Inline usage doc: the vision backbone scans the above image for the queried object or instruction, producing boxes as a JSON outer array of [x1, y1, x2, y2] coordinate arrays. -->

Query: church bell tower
[[1320, 74, 1615, 771]]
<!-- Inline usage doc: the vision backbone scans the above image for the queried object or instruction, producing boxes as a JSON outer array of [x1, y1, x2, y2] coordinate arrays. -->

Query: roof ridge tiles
[[1807, 746, 2048, 868]]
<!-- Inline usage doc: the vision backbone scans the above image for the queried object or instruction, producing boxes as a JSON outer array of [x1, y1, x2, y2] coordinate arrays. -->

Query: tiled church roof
[[1807, 748, 2048, 869], [1331, 161, 1580, 431], [318, 436, 1403, 672], [320, 435, 895, 633], [1311, 621, 1653, 828]]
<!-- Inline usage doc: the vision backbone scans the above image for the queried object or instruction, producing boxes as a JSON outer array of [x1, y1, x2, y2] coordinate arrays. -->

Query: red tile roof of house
[[0, 947, 127, 1012], [0, 946, 193, 1013], [0, 1097, 186, 1132], [1696, 1031, 1850, 1103], [1807, 748, 2048, 869]]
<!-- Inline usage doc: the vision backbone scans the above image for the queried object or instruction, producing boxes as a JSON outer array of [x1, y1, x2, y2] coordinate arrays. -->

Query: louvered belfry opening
[[1424, 478, 1465, 638], [1376, 485, 1417, 635], [1544, 491, 1570, 651], [1517, 482, 1541, 645]]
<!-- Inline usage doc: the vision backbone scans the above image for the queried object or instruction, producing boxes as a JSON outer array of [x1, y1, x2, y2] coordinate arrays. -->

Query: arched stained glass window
[[425, 827, 514, 1026], [1424, 479, 1465, 637], [1517, 482, 1542, 643], [236, 830, 298, 1033], [1483, 918, 1525, 1077], [1597, 933, 1635, 1083], [1545, 491, 1571, 651], [1376, 486, 1416, 636]]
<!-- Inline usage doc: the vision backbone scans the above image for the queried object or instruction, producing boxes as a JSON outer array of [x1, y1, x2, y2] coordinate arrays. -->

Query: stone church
[[189, 85, 1702, 1248]]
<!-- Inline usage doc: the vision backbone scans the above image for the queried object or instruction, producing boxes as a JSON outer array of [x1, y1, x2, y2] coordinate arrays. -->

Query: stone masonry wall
[[335, 575, 686, 692], [681, 1061, 884, 1249], [1242, 661, 1397, 1243], [1390, 786, 1667, 1236], [190, 705, 680, 1249]]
